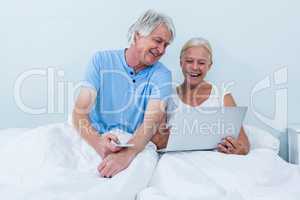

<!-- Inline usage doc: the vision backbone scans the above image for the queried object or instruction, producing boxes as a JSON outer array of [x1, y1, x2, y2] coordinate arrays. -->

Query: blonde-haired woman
[[140, 38, 300, 200], [152, 37, 250, 154]]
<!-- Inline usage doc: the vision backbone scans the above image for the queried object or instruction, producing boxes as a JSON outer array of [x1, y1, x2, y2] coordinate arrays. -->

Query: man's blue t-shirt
[[82, 49, 172, 134]]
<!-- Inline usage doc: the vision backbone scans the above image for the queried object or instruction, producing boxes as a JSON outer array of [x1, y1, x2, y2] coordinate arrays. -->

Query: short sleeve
[[149, 69, 172, 103], [81, 52, 101, 92]]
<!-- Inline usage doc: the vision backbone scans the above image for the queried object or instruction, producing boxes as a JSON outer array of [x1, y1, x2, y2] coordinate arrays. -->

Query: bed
[[0, 123, 299, 200], [0, 123, 158, 200]]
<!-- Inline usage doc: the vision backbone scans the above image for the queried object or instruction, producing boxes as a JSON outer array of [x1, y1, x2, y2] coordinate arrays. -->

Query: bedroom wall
[[0, 0, 299, 159]]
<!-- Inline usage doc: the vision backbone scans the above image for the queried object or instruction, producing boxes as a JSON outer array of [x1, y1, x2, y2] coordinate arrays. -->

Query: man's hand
[[95, 133, 122, 159], [217, 136, 249, 155], [97, 149, 137, 178], [96, 99, 167, 178], [151, 125, 170, 150]]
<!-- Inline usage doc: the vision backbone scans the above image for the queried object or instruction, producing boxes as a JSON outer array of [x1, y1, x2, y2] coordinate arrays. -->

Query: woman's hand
[[217, 136, 249, 155]]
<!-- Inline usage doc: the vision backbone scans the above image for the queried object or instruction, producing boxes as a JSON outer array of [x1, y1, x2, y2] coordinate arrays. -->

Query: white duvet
[[1, 123, 300, 200], [0, 123, 158, 200], [138, 149, 300, 200]]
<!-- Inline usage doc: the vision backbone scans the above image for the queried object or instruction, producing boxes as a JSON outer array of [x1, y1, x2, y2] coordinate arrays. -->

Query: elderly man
[[72, 10, 175, 178]]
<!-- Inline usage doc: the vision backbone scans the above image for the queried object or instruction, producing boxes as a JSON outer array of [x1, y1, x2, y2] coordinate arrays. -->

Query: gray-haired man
[[72, 9, 175, 179]]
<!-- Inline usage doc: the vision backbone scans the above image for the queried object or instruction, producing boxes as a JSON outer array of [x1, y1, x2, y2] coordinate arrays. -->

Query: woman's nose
[[192, 62, 198, 70]]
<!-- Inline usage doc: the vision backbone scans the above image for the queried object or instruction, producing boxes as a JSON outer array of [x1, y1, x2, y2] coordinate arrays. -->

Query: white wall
[[0, 0, 299, 137]]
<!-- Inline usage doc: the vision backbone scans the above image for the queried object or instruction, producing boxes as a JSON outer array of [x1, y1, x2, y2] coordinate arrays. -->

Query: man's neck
[[125, 47, 147, 73]]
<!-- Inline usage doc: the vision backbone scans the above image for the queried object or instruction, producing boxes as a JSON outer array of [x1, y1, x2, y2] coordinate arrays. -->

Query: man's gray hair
[[127, 10, 176, 45]]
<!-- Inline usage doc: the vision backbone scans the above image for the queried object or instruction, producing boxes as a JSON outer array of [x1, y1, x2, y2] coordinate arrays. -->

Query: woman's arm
[[217, 93, 250, 155]]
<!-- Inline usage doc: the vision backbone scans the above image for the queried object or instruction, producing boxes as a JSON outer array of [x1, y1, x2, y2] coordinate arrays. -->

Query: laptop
[[157, 106, 247, 153]]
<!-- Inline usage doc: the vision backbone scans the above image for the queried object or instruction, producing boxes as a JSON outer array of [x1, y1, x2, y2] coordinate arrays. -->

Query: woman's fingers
[[225, 137, 238, 149], [222, 139, 234, 151], [217, 143, 230, 154], [218, 137, 240, 154], [218, 136, 248, 155]]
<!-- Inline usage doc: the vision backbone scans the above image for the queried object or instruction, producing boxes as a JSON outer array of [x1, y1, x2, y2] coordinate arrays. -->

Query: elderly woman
[[139, 38, 300, 200], [139, 38, 251, 200], [152, 37, 250, 155]]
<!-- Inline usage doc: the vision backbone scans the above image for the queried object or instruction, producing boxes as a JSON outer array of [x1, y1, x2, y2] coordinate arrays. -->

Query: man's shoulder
[[90, 49, 124, 68], [92, 49, 123, 60], [149, 62, 172, 84], [152, 62, 171, 75]]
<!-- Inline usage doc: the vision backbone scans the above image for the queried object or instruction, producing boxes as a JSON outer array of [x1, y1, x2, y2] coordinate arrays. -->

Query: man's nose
[[157, 44, 165, 55]]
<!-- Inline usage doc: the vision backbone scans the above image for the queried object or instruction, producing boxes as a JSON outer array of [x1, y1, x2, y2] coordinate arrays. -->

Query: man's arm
[[98, 99, 166, 177], [129, 99, 167, 152], [72, 87, 121, 158], [150, 112, 170, 150]]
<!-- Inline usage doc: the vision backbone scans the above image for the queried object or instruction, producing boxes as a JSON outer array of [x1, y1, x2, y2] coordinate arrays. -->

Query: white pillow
[[243, 124, 280, 154]]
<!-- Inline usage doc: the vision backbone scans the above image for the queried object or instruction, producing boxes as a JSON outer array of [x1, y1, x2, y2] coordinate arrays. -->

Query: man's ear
[[134, 32, 141, 43]]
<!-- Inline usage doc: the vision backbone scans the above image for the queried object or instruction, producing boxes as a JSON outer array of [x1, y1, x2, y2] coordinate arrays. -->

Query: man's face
[[134, 23, 172, 66]]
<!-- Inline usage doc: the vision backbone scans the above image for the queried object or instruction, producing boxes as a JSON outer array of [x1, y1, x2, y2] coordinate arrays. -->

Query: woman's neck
[[179, 80, 206, 96], [178, 80, 209, 105]]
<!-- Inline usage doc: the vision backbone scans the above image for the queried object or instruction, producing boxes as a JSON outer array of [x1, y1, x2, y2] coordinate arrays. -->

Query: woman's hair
[[127, 9, 176, 45], [180, 37, 213, 64]]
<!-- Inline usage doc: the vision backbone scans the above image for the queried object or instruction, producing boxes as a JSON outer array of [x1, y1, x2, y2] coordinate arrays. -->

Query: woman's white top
[[166, 83, 231, 126]]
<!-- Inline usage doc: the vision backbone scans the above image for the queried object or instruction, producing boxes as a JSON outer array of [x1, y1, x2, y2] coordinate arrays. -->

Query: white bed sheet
[[0, 123, 159, 200], [1, 124, 300, 200], [138, 149, 300, 200]]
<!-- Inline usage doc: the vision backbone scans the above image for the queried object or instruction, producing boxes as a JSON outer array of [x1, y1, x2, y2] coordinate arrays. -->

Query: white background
[[0, 0, 298, 141]]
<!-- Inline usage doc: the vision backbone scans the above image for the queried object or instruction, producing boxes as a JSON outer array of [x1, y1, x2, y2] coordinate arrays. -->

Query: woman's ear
[[207, 62, 213, 71], [180, 59, 183, 68]]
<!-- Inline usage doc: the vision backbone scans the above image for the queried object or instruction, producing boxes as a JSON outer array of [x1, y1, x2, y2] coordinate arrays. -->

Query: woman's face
[[180, 46, 211, 87]]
